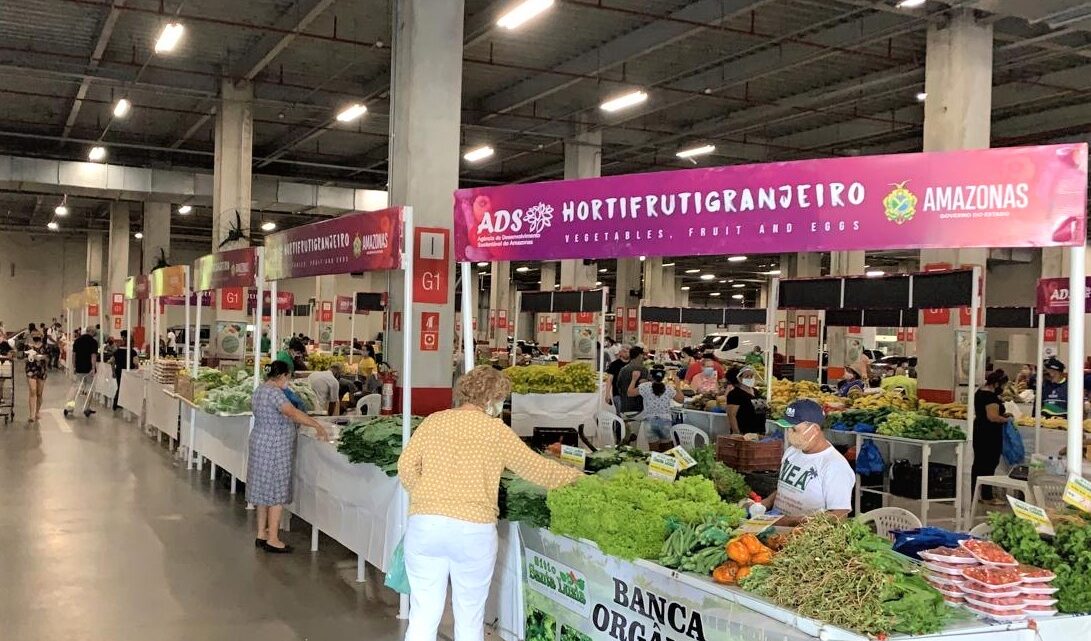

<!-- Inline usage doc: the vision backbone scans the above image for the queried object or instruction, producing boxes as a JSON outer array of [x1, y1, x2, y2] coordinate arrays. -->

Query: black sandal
[[262, 541, 293, 554], [255, 538, 266, 547]]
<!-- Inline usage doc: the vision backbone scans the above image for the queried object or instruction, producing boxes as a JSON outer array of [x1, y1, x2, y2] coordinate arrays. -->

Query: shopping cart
[[0, 355, 13, 423], [63, 371, 97, 418]]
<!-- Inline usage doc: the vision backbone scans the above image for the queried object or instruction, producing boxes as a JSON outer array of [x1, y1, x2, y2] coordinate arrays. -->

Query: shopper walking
[[112, 330, 138, 411], [66, 327, 99, 414], [726, 365, 766, 435], [398, 365, 582, 641], [972, 370, 1011, 502], [627, 365, 682, 451], [247, 360, 329, 553], [24, 334, 48, 422]]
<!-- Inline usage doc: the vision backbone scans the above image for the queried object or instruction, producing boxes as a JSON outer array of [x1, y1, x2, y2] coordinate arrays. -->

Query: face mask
[[485, 400, 504, 417], [703, 367, 715, 377], [740, 377, 755, 387], [788, 424, 819, 450]]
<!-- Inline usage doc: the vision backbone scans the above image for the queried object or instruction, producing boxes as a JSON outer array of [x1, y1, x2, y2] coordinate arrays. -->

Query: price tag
[[647, 452, 679, 481], [560, 445, 587, 470], [664, 446, 697, 471], [1063, 474, 1091, 514], [738, 514, 784, 534], [1007, 496, 1055, 535]]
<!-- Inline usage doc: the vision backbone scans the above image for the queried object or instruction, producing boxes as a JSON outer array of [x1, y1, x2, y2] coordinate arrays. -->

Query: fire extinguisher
[[381, 368, 397, 415]]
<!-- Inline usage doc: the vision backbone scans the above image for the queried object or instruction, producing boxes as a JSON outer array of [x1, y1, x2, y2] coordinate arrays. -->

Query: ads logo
[[882, 181, 917, 225], [524, 202, 554, 234], [352, 233, 363, 258]]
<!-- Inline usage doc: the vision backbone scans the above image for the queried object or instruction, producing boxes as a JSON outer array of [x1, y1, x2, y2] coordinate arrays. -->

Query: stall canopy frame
[[512, 288, 609, 374]]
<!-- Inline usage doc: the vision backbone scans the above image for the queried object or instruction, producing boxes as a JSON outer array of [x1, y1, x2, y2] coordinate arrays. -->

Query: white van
[[700, 332, 768, 364]]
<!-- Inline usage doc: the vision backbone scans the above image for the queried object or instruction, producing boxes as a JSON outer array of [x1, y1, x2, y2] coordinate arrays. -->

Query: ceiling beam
[[475, 0, 773, 119], [229, 0, 339, 82], [60, 0, 125, 139]]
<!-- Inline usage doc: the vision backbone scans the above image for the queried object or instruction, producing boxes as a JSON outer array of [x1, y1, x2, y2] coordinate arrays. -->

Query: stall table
[[92, 366, 116, 408], [146, 383, 181, 445], [118, 368, 147, 422], [180, 398, 250, 483]]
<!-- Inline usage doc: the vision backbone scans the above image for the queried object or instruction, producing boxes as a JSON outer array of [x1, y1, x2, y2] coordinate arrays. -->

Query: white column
[[537, 263, 557, 345], [828, 251, 866, 378], [918, 9, 993, 403], [387, 0, 464, 412], [106, 203, 130, 338], [489, 262, 512, 350], [142, 203, 170, 273], [85, 231, 105, 285], [557, 126, 601, 360], [212, 80, 254, 250]]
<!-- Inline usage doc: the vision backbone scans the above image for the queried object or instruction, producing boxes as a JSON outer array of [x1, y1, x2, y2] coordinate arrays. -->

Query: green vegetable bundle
[[584, 446, 648, 473], [547, 465, 744, 560], [740, 516, 948, 636], [289, 380, 319, 412], [877, 411, 966, 440], [826, 407, 894, 429], [336, 415, 423, 474], [505, 362, 599, 394], [679, 445, 750, 503], [658, 515, 733, 574], [498, 474, 551, 528], [990, 512, 1091, 613], [199, 376, 255, 414]]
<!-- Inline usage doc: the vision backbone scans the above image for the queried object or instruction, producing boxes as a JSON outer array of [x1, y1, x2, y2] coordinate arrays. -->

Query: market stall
[[262, 206, 415, 599], [454, 142, 1089, 641], [637, 305, 768, 359]]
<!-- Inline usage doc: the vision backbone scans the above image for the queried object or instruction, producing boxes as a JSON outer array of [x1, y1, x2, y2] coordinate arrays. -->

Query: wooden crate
[[174, 378, 206, 402], [716, 436, 784, 472]]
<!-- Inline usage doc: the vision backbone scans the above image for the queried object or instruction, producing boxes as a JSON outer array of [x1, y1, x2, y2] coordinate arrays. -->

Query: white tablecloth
[[510, 392, 601, 437], [290, 434, 404, 573], [187, 407, 250, 481], [146, 383, 180, 439], [118, 369, 147, 418], [92, 367, 116, 407]]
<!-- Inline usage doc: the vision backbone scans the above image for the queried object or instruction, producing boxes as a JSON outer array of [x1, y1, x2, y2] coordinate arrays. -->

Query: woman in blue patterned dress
[[248, 360, 329, 553]]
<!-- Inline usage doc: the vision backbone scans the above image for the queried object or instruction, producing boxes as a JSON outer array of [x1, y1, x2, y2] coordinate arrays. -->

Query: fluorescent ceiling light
[[709, 292, 721, 297], [662, 262, 675, 267], [88, 146, 106, 162], [727, 255, 747, 262], [916, 92, 928, 102], [54, 205, 68, 216], [699, 274, 715, 281], [685, 268, 700, 274], [639, 256, 646, 261], [600, 90, 648, 113], [47, 221, 59, 231], [866, 270, 886, 277], [261, 221, 277, 232], [463, 146, 495, 162], [680, 286, 691, 291], [113, 98, 131, 118], [732, 283, 745, 288], [731, 294, 744, 300], [595, 281, 602, 286], [335, 103, 367, 122], [718, 279, 727, 284], [134, 232, 143, 239], [763, 269, 782, 276], [154, 22, 185, 54], [178, 205, 192, 215], [497, 0, 555, 29], [477, 261, 489, 267], [897, 0, 926, 8], [516, 266, 531, 273], [676, 144, 715, 159]]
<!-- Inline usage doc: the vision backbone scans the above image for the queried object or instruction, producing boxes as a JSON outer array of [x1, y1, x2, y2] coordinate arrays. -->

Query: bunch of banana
[[927, 402, 967, 419]]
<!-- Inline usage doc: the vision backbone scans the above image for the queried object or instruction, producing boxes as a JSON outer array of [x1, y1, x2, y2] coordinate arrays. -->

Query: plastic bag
[[855, 440, 885, 476], [384, 537, 411, 595], [1002, 418, 1025, 466], [283, 386, 306, 411], [892, 526, 968, 560], [853, 422, 877, 434]]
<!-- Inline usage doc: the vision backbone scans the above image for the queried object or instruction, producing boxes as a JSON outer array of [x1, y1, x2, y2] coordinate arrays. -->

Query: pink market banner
[[264, 207, 404, 280], [247, 290, 295, 313], [124, 275, 150, 300], [335, 295, 354, 314], [453, 144, 1087, 262], [1036, 277, 1091, 314], [160, 292, 214, 307], [193, 247, 258, 291]]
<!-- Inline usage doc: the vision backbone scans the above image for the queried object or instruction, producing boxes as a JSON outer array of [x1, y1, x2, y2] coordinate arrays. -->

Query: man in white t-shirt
[[307, 363, 343, 416], [166, 330, 178, 356], [763, 399, 855, 526]]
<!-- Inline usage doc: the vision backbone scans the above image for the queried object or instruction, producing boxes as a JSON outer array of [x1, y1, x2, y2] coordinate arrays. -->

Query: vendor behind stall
[[836, 366, 865, 397], [1041, 357, 1068, 417], [764, 399, 854, 527], [276, 338, 307, 374], [307, 363, 344, 416]]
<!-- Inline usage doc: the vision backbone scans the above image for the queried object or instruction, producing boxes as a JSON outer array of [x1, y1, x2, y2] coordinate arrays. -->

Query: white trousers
[[403, 514, 498, 641]]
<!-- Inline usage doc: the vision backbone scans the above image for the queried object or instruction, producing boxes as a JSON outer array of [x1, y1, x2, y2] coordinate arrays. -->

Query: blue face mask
[[703, 367, 715, 377]]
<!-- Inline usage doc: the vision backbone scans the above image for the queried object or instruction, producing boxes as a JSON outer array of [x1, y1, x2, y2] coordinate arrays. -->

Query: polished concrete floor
[[0, 371, 406, 641]]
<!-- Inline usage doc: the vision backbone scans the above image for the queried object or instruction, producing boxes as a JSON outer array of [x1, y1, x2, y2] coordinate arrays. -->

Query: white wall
[[0, 232, 88, 332]]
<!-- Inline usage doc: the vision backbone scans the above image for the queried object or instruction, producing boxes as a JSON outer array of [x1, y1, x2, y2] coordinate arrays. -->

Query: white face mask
[[485, 400, 504, 417], [740, 377, 755, 388], [703, 367, 715, 378]]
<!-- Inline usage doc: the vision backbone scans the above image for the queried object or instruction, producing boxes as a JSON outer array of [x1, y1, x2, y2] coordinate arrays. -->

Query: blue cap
[[775, 399, 825, 428]]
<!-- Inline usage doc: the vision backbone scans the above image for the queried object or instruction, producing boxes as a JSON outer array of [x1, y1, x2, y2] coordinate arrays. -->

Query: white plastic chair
[[596, 411, 626, 446], [968, 522, 992, 539], [671, 424, 709, 450], [857, 507, 922, 540], [1029, 472, 1068, 511], [356, 393, 381, 416]]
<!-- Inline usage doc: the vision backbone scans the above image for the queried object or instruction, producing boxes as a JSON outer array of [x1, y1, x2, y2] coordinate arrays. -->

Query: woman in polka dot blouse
[[398, 365, 583, 641]]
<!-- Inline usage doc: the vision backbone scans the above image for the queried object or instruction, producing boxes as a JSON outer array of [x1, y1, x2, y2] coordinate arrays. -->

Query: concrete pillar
[[557, 126, 601, 361], [642, 258, 666, 306], [790, 253, 823, 380], [385, 0, 464, 412], [85, 232, 104, 286], [212, 80, 254, 250], [489, 262, 512, 350], [142, 203, 171, 273], [827, 251, 866, 381], [106, 203, 130, 335], [615, 258, 641, 344], [917, 10, 993, 402], [538, 263, 557, 345], [558, 260, 597, 362]]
